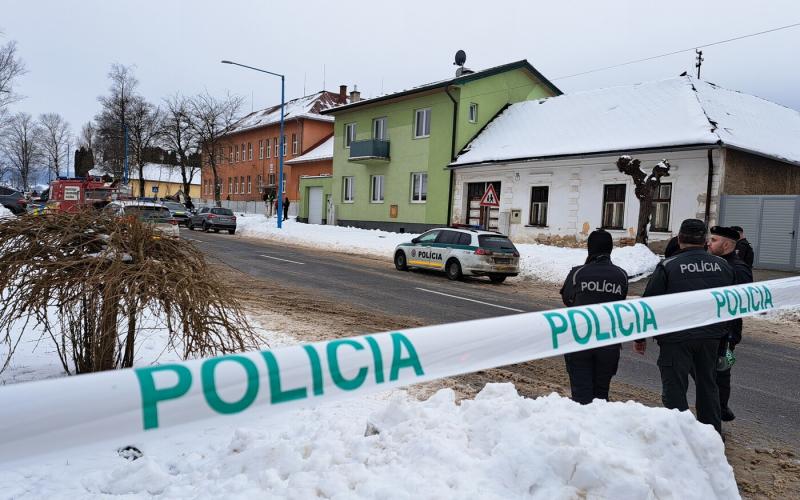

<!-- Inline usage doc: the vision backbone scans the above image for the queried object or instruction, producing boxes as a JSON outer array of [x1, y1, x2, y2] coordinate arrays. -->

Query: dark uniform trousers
[[564, 345, 621, 405], [658, 338, 721, 433]]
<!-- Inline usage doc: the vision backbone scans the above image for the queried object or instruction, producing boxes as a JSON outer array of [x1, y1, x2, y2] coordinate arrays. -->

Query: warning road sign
[[479, 185, 500, 207]]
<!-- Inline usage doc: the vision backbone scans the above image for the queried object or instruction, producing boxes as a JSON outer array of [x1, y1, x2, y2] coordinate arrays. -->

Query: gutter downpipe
[[445, 85, 458, 227], [704, 147, 716, 225]]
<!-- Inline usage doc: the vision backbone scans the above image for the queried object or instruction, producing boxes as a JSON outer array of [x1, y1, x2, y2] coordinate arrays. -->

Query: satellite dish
[[454, 50, 466, 67]]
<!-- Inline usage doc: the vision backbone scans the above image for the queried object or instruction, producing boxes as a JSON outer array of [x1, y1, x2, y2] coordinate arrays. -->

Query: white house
[[449, 76, 800, 254]]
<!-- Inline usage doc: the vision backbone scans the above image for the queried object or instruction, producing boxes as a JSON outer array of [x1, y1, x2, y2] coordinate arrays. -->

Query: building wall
[[297, 175, 333, 223], [327, 68, 557, 231], [720, 148, 800, 195], [201, 118, 333, 204], [130, 179, 200, 200], [451, 148, 723, 244]]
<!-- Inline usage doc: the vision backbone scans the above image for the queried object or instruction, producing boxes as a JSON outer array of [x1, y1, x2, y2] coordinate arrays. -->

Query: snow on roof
[[285, 136, 334, 165], [453, 76, 800, 167], [225, 91, 343, 135], [89, 164, 200, 185]]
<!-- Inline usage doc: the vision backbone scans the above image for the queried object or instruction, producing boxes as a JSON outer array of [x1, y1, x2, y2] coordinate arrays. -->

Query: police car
[[394, 227, 520, 283]]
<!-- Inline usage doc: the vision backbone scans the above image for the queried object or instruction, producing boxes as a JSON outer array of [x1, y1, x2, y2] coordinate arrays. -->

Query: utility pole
[[695, 49, 704, 79]]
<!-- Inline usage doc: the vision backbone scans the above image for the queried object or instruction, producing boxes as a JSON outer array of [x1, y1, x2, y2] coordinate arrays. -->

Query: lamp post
[[221, 59, 285, 229]]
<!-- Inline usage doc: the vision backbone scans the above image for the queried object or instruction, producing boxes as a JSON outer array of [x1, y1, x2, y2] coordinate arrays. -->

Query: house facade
[[200, 90, 346, 214], [299, 60, 560, 231], [449, 76, 800, 267]]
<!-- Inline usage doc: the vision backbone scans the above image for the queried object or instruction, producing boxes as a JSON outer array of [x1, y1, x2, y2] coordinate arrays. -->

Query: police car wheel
[[446, 259, 462, 281], [394, 251, 408, 271], [489, 274, 506, 284]]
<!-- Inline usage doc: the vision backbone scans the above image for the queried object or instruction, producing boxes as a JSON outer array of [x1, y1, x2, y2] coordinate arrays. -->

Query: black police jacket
[[643, 247, 735, 343], [721, 251, 753, 345], [735, 238, 755, 268], [560, 255, 629, 307]]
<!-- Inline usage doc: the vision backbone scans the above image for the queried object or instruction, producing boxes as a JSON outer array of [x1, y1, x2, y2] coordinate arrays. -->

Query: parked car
[[188, 207, 237, 234], [160, 201, 192, 226], [0, 186, 27, 215], [103, 200, 180, 237], [394, 228, 520, 283]]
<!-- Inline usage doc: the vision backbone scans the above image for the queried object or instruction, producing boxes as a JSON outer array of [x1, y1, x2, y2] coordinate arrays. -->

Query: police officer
[[708, 225, 753, 422], [559, 229, 628, 404], [634, 219, 735, 433], [730, 225, 755, 268]]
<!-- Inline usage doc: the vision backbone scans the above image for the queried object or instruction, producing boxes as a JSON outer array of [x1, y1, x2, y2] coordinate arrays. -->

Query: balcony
[[348, 139, 390, 165]]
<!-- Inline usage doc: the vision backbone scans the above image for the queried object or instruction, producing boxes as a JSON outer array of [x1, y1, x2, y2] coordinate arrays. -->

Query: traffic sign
[[479, 185, 499, 207], [151, 186, 159, 193]]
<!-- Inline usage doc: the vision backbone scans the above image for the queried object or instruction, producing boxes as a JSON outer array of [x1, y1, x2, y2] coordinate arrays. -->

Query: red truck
[[46, 177, 120, 212]]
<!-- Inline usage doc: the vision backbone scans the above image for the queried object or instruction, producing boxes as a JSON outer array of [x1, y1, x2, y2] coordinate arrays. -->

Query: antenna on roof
[[453, 50, 472, 76]]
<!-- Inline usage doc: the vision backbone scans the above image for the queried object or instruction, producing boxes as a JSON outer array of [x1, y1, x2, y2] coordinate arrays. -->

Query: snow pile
[[0, 384, 737, 499], [234, 215, 660, 283], [0, 205, 14, 218]]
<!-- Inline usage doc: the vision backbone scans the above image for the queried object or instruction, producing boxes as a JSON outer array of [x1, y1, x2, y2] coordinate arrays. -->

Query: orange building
[[200, 89, 347, 213]]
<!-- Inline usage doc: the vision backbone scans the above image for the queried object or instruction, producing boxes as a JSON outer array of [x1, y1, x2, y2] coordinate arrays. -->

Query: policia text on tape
[[0, 278, 796, 463]]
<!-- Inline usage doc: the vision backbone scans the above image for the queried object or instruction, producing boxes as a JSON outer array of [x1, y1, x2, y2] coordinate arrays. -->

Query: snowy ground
[[234, 214, 660, 284], [0, 310, 740, 499], [0, 205, 14, 218]]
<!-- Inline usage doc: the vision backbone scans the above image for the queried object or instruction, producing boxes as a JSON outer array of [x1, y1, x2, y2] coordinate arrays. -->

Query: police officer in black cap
[[634, 219, 735, 433], [708, 225, 753, 422], [559, 229, 628, 404]]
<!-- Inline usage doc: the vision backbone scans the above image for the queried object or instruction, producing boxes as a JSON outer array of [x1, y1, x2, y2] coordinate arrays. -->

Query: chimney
[[338, 85, 347, 103], [349, 85, 361, 103]]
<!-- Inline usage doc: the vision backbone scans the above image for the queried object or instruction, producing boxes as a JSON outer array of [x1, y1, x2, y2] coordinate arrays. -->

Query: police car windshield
[[478, 235, 516, 252]]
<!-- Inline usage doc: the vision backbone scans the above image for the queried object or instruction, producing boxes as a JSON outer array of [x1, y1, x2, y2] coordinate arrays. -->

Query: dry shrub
[[0, 209, 261, 374]]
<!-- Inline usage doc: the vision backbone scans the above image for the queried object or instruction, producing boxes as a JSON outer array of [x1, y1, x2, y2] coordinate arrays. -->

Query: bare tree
[[127, 96, 163, 198], [616, 155, 672, 245], [79, 121, 96, 150], [0, 39, 26, 113], [95, 64, 139, 179], [38, 113, 71, 178], [162, 93, 199, 205], [189, 92, 243, 207], [1, 112, 42, 190]]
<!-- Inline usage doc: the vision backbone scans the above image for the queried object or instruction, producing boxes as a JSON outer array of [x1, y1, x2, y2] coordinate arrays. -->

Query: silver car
[[103, 201, 181, 237], [394, 228, 520, 283], [188, 207, 237, 234]]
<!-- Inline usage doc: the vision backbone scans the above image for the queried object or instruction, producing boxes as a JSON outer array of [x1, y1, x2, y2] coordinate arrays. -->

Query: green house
[[298, 59, 560, 232]]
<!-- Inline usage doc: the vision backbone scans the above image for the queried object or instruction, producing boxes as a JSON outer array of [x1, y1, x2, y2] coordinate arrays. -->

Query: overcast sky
[[3, 0, 800, 141]]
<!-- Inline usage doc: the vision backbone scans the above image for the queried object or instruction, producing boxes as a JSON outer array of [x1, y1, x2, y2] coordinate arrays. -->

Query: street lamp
[[221, 59, 286, 229]]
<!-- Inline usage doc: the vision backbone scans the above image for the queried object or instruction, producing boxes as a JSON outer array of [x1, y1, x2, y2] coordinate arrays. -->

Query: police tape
[[1, 277, 798, 463]]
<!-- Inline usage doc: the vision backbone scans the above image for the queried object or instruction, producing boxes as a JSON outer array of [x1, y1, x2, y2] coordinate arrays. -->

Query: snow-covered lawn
[[0, 205, 14, 218], [234, 214, 660, 284], [0, 311, 739, 499]]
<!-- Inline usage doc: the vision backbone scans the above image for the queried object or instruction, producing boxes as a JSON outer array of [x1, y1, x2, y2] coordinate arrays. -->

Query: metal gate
[[719, 195, 800, 271]]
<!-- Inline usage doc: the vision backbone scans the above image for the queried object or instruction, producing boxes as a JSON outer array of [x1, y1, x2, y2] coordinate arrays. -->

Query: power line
[[553, 22, 800, 81]]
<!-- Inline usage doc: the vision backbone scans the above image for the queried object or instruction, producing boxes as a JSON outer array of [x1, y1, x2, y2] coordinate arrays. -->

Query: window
[[436, 230, 462, 245], [529, 186, 548, 226], [345, 123, 356, 148], [247, 175, 252, 194], [411, 172, 427, 202], [292, 133, 298, 155], [241, 143, 245, 161], [651, 183, 672, 232], [248, 142, 253, 160], [281, 173, 286, 193], [282, 136, 287, 157], [417, 230, 440, 243], [274, 137, 278, 157], [228, 177, 233, 194], [268, 173, 275, 186], [343, 176, 354, 202], [414, 108, 431, 138], [602, 184, 626, 229], [240, 176, 245, 194], [259, 140, 264, 159], [257, 175, 263, 191], [235, 145, 239, 162], [228, 146, 233, 163], [266, 138, 271, 158], [371, 175, 384, 203], [373, 117, 387, 140], [468, 103, 478, 123]]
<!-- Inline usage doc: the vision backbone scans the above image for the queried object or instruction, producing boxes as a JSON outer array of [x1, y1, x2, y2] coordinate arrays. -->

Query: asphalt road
[[185, 228, 800, 449]]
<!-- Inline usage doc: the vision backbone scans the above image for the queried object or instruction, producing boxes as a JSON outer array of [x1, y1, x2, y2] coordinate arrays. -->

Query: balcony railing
[[348, 139, 390, 164]]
